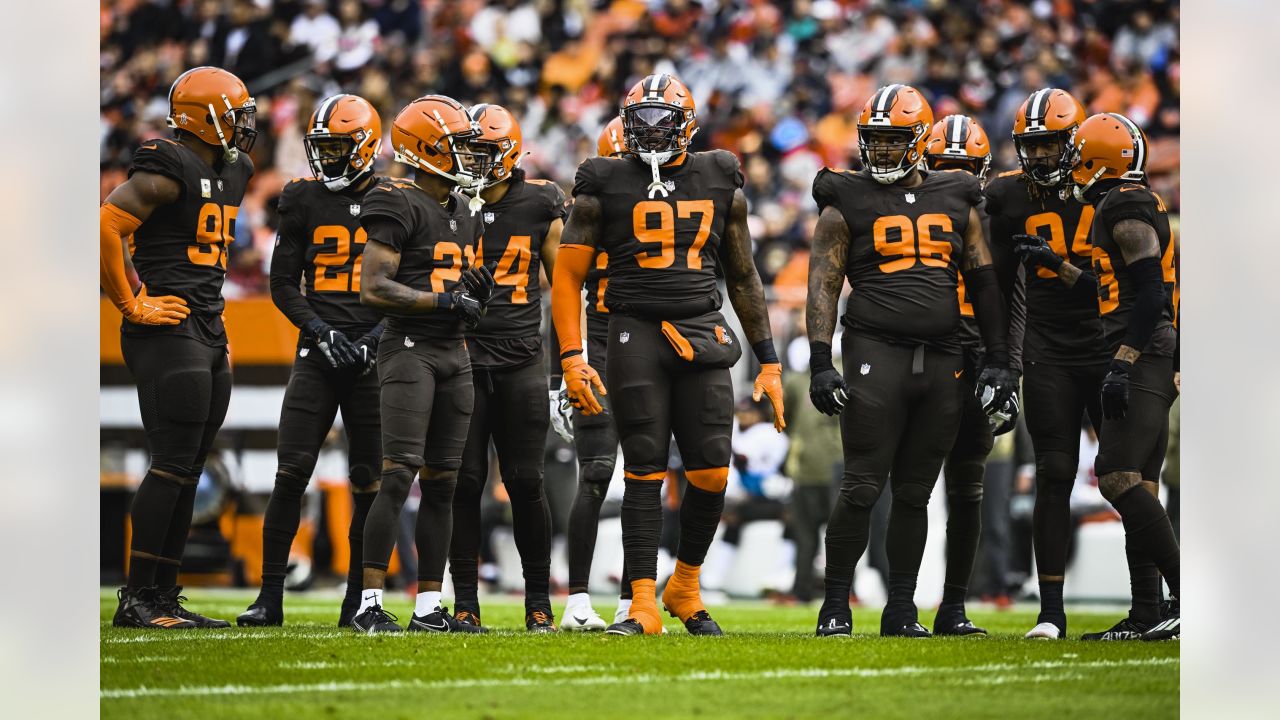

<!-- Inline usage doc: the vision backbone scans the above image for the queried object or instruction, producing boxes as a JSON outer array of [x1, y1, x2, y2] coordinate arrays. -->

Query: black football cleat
[[605, 618, 646, 636], [1142, 598, 1179, 641], [881, 617, 933, 638], [1081, 616, 1152, 641], [351, 604, 404, 634], [408, 606, 487, 634], [816, 600, 853, 637], [933, 607, 987, 637], [453, 607, 484, 630], [154, 586, 231, 628], [236, 603, 283, 628], [112, 586, 198, 630], [681, 610, 723, 636], [526, 608, 557, 633], [338, 595, 360, 628]]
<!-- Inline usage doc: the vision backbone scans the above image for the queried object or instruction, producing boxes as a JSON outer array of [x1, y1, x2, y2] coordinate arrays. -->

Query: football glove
[[561, 353, 606, 416], [353, 331, 380, 376], [461, 262, 497, 305], [1012, 233, 1063, 272], [304, 318, 361, 369], [752, 362, 787, 431], [809, 367, 849, 416], [975, 364, 1019, 417], [986, 387, 1020, 436], [549, 380, 574, 442], [1100, 358, 1132, 420], [442, 291, 485, 330], [123, 286, 190, 326]]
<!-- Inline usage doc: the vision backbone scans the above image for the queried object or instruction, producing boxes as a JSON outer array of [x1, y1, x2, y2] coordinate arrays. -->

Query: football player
[[101, 66, 256, 629], [348, 95, 495, 634], [552, 74, 786, 636], [806, 85, 1017, 637], [558, 117, 633, 632], [237, 95, 387, 628], [1069, 113, 1180, 641], [446, 103, 565, 632], [922, 114, 1023, 636]]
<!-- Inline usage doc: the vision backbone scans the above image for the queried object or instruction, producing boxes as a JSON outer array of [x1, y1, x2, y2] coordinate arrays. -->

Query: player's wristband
[[560, 349, 583, 362], [436, 292, 454, 311], [809, 341, 835, 374], [751, 339, 779, 365]]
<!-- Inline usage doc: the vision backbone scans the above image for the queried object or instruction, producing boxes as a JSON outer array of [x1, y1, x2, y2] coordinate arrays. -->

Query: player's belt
[[609, 294, 720, 321]]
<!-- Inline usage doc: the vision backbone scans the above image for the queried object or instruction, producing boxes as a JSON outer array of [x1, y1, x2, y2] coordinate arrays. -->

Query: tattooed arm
[[806, 206, 849, 345], [357, 215, 447, 313], [722, 189, 773, 348], [1111, 218, 1163, 363]]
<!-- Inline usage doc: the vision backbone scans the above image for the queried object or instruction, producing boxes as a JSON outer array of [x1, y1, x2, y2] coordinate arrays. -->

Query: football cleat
[[881, 621, 933, 638], [155, 586, 230, 628], [605, 618, 646, 636], [526, 608, 557, 633], [1081, 616, 1152, 641], [338, 594, 360, 628], [236, 603, 283, 628], [351, 604, 403, 634], [1025, 621, 1064, 640], [112, 586, 198, 630], [408, 606, 486, 634], [816, 608, 853, 637], [453, 608, 483, 630], [933, 610, 988, 637], [561, 607, 607, 632], [881, 605, 931, 638], [1142, 598, 1179, 641], [681, 610, 723, 636]]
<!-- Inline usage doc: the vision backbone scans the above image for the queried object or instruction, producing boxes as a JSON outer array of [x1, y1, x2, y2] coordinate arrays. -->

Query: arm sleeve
[[962, 264, 1010, 365], [268, 207, 321, 329], [1120, 256, 1165, 353], [100, 203, 143, 312], [991, 232, 1026, 372], [551, 243, 595, 357]]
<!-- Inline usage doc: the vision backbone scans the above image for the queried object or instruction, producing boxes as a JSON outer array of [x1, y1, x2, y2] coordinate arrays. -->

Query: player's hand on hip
[[124, 286, 190, 326], [1012, 233, 1063, 271], [549, 379, 575, 442], [808, 367, 849, 416], [1100, 358, 1132, 420], [753, 362, 787, 431], [976, 364, 1019, 415], [561, 353, 606, 416], [304, 318, 361, 369]]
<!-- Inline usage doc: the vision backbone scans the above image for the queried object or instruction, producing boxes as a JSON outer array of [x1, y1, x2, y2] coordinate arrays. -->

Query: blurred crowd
[[101, 0, 1181, 305]]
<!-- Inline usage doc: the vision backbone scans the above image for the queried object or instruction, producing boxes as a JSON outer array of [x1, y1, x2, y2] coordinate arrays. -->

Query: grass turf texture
[[101, 589, 1177, 719]]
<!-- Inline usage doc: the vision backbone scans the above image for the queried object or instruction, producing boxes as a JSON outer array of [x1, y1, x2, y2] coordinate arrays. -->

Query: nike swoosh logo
[[141, 144, 158, 150], [416, 618, 450, 632], [574, 615, 589, 625], [954, 370, 964, 378]]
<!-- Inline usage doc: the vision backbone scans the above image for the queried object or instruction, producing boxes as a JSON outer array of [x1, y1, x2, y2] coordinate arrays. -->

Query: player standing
[[237, 95, 387, 628], [1069, 113, 1180, 641], [922, 114, 1023, 635], [347, 95, 495, 634], [446, 104, 565, 632], [552, 75, 786, 636], [806, 85, 1017, 637], [101, 67, 256, 629]]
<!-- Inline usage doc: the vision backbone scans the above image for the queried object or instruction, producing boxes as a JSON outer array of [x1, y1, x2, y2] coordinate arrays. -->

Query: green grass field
[[101, 589, 1178, 719]]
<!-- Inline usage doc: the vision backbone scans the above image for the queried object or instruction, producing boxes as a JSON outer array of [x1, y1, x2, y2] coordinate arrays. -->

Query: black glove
[[990, 388, 1020, 436], [352, 331, 380, 376], [975, 363, 1019, 416], [1100, 358, 1132, 420], [461, 262, 496, 305], [809, 367, 849, 416], [442, 290, 485, 330], [1012, 233, 1063, 272], [303, 318, 361, 369]]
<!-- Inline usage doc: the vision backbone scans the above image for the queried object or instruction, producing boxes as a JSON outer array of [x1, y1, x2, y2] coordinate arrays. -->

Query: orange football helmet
[[1012, 87, 1086, 186], [597, 116, 627, 157], [467, 103, 524, 185], [925, 114, 992, 182], [857, 84, 934, 184], [620, 73, 697, 164], [390, 95, 486, 190], [1069, 112, 1149, 203], [305, 94, 382, 191], [166, 66, 256, 163]]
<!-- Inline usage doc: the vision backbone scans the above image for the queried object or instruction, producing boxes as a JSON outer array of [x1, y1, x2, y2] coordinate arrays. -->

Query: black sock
[[942, 461, 983, 603], [619, 560, 632, 600], [940, 584, 967, 609], [127, 470, 185, 588], [155, 476, 199, 588], [886, 497, 929, 578], [507, 475, 552, 608], [675, 484, 726, 567], [1033, 476, 1075, 579], [345, 492, 375, 604], [363, 466, 415, 572], [621, 479, 663, 581], [821, 577, 852, 617], [1039, 580, 1065, 625], [448, 478, 484, 607], [415, 472, 457, 584], [886, 572, 918, 615], [823, 484, 879, 592], [1112, 486, 1180, 598], [567, 477, 610, 594], [258, 470, 309, 606]]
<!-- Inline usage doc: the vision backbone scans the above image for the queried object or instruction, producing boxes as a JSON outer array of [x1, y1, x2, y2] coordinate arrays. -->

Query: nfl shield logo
[[860, 363, 871, 375], [349, 203, 361, 216], [483, 211, 495, 224], [449, 219, 457, 231], [663, 179, 676, 193], [619, 332, 630, 344], [217, 179, 224, 191], [904, 193, 916, 204]]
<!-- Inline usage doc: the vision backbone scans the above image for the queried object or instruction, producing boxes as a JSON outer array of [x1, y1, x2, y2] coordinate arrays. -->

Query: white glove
[[549, 380, 574, 442]]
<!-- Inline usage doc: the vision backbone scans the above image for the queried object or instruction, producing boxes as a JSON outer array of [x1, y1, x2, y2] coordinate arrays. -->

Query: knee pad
[[1036, 451, 1077, 487], [946, 477, 984, 504], [838, 481, 883, 511], [686, 467, 728, 493], [579, 457, 615, 486], [695, 434, 732, 470], [1098, 471, 1141, 503], [894, 481, 933, 510], [619, 432, 664, 475], [348, 463, 378, 491], [503, 473, 544, 503], [420, 468, 458, 504], [159, 370, 213, 423], [273, 466, 310, 498], [378, 465, 417, 507]]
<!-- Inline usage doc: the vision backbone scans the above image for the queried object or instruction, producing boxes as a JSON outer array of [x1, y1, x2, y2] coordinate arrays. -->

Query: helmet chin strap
[[639, 150, 673, 198]]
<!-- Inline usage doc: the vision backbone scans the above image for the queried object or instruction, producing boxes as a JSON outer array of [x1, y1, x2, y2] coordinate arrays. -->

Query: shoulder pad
[[1101, 183, 1163, 225], [128, 138, 185, 184], [708, 149, 745, 189], [572, 157, 610, 198], [359, 180, 416, 232], [811, 167, 854, 212]]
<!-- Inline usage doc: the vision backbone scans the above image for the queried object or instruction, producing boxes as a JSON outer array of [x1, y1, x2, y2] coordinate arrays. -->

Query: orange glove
[[562, 353, 606, 416], [752, 362, 786, 432], [123, 286, 191, 325]]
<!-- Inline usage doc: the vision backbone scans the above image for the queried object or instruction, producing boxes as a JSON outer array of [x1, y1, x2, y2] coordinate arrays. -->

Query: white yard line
[[101, 657, 1177, 700]]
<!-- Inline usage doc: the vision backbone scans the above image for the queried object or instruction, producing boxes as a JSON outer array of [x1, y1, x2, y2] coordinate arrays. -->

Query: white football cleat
[[1025, 622, 1063, 639], [560, 606, 607, 632]]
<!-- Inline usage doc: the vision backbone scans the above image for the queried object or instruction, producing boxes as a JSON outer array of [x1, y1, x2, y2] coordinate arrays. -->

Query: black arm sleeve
[[962, 264, 1010, 366], [268, 215, 321, 329], [991, 234, 1025, 372], [1122, 256, 1165, 353]]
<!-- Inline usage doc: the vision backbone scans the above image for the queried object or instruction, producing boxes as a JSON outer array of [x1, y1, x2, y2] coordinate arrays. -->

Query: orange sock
[[628, 579, 664, 634], [661, 560, 706, 621]]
